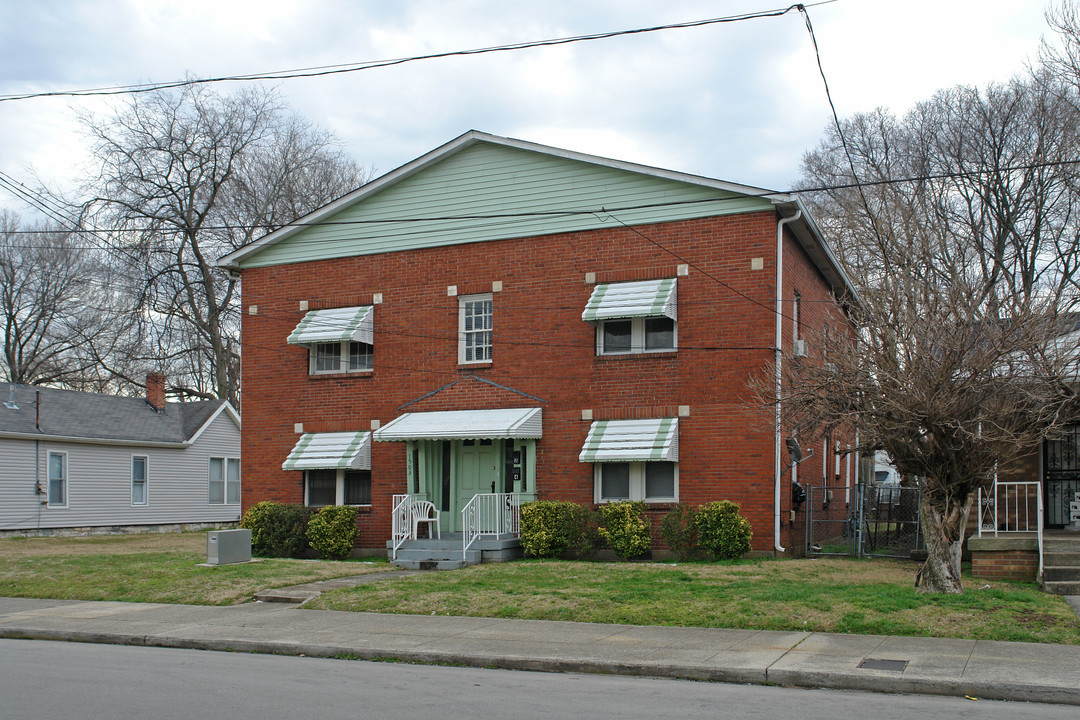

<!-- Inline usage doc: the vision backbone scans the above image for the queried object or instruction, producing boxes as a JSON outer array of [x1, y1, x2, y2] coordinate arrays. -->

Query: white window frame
[[131, 455, 148, 506], [209, 457, 241, 505], [47, 450, 67, 508], [593, 462, 679, 503], [458, 293, 493, 364], [793, 291, 802, 341], [304, 469, 372, 508], [596, 317, 677, 355], [308, 340, 373, 375]]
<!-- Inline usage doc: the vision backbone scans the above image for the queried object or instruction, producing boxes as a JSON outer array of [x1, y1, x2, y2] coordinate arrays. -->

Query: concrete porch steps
[[387, 532, 522, 570], [1041, 533, 1080, 595]]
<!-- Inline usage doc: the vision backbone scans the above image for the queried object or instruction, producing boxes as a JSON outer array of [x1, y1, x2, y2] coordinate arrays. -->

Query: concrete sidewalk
[[1, 596, 1078, 705]]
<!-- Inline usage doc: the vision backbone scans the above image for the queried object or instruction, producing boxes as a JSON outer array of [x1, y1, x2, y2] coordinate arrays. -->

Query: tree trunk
[[918, 493, 974, 594]]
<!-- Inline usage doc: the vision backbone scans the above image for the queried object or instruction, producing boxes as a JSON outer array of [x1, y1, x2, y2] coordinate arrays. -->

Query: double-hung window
[[304, 469, 371, 507], [580, 418, 680, 503], [596, 462, 678, 503], [283, 431, 373, 507], [131, 455, 148, 505], [583, 279, 677, 355], [287, 305, 375, 375], [209, 457, 240, 504], [47, 451, 67, 507], [459, 293, 493, 363]]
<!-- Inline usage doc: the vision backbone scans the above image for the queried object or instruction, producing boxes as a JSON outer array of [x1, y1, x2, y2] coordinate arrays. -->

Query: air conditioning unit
[[793, 339, 809, 358]]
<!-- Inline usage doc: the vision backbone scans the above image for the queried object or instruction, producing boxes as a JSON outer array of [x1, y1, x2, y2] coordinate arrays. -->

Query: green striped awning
[[287, 306, 373, 345], [581, 278, 677, 322], [282, 432, 371, 471], [579, 418, 679, 463]]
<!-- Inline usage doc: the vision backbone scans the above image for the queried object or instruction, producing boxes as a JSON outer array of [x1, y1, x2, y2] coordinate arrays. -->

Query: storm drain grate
[[857, 658, 909, 672]]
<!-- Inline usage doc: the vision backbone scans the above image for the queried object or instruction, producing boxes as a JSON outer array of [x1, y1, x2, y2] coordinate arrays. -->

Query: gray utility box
[[207, 528, 252, 565]]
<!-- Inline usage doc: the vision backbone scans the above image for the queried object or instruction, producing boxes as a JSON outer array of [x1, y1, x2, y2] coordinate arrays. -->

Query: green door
[[452, 440, 502, 531]]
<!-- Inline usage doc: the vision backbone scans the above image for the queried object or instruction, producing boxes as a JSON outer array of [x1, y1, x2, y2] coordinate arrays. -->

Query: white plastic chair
[[410, 500, 441, 540]]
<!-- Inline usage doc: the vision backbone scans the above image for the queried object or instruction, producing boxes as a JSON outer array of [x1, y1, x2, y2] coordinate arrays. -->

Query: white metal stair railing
[[391, 494, 418, 561], [462, 493, 521, 561], [976, 480, 1044, 580]]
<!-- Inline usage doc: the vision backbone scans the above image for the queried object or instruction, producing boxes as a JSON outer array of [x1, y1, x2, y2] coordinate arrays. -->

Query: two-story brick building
[[219, 130, 859, 556]]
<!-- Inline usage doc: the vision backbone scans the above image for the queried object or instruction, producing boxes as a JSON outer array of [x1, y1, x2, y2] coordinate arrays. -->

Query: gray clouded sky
[[0, 0, 1056, 219]]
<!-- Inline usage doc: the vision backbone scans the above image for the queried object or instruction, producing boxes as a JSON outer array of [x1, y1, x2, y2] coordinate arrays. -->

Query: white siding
[[0, 413, 241, 531]]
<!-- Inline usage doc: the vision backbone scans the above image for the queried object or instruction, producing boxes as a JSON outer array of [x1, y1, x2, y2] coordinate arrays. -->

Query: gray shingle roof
[[0, 384, 234, 444]]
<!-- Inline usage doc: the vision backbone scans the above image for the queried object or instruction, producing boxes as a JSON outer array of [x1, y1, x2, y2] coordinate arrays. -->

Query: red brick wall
[[239, 211, 850, 552], [971, 549, 1038, 582]]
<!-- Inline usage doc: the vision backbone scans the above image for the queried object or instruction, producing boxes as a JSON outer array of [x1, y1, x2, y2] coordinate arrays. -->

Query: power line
[[0, 4, 832, 103]]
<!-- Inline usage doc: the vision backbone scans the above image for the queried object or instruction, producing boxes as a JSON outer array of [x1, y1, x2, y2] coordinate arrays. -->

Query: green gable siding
[[238, 142, 773, 269]]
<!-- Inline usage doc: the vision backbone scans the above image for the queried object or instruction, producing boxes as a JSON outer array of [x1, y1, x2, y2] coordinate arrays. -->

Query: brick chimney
[[146, 372, 166, 411]]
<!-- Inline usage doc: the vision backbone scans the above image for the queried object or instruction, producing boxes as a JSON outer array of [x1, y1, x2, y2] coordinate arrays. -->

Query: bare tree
[[0, 210, 117, 388], [791, 61, 1080, 592], [79, 84, 370, 407]]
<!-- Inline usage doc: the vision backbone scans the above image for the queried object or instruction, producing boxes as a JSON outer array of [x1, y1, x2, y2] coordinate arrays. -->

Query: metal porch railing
[[391, 493, 419, 561], [977, 480, 1044, 580], [462, 493, 520, 561]]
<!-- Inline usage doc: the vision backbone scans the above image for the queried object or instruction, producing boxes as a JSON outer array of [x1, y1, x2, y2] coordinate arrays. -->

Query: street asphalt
[[2, 571, 1079, 706]]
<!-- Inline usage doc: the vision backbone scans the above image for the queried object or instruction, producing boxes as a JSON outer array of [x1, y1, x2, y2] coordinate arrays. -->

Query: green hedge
[[598, 500, 652, 559], [659, 503, 699, 561], [693, 500, 752, 559], [240, 501, 311, 558], [520, 501, 595, 559], [307, 505, 360, 560]]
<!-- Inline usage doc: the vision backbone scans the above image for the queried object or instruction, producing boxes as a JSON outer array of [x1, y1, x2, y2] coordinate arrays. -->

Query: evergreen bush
[[693, 500, 752, 559], [659, 503, 699, 561], [520, 501, 593, 558], [240, 501, 311, 558], [597, 500, 652, 559], [307, 505, 360, 560]]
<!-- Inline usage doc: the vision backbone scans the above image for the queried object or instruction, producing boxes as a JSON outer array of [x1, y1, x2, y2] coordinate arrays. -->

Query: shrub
[[659, 503, 699, 561], [597, 500, 652, 560], [307, 505, 360, 560], [520, 501, 593, 558], [240, 501, 311, 558], [694, 500, 752, 559]]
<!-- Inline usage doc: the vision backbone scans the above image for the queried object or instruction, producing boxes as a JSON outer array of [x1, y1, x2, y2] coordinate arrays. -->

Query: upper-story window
[[582, 279, 677, 355], [288, 305, 374, 375], [459, 294, 493, 364]]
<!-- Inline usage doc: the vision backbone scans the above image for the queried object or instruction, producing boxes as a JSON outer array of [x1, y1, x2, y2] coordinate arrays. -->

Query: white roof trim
[[374, 407, 543, 441], [579, 418, 679, 463], [186, 402, 241, 445], [582, 278, 677, 322], [287, 306, 374, 346], [283, 431, 372, 471]]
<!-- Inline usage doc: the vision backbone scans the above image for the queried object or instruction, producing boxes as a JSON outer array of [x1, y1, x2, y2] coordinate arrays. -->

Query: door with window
[[1044, 427, 1080, 527]]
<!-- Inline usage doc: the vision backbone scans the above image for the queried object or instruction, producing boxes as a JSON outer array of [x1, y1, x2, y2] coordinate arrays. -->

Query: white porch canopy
[[374, 408, 543, 441], [579, 418, 679, 462], [581, 278, 677, 322], [287, 305, 374, 345], [282, 431, 371, 471]]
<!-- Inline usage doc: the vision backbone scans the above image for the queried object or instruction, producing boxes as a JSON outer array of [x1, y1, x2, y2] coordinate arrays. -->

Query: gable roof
[[218, 130, 859, 306], [0, 384, 240, 447]]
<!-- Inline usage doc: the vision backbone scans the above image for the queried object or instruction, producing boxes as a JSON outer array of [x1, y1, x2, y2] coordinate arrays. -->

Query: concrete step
[[391, 558, 470, 571], [392, 547, 481, 563], [1043, 552, 1080, 566], [1041, 579, 1080, 595], [1042, 566, 1080, 582]]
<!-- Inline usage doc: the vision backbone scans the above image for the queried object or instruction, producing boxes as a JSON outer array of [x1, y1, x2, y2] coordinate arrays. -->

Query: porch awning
[[287, 305, 374, 345], [582, 278, 677, 322], [282, 431, 371, 471], [374, 407, 543, 441], [579, 418, 679, 462]]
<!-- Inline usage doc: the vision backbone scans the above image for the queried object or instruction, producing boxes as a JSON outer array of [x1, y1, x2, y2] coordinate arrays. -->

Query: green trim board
[[225, 135, 773, 270]]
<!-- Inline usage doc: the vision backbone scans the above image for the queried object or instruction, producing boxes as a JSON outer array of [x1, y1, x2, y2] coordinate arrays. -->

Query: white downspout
[[775, 210, 801, 553]]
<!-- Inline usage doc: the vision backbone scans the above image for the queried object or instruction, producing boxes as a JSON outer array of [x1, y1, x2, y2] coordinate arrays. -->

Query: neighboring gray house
[[0, 375, 241, 534]]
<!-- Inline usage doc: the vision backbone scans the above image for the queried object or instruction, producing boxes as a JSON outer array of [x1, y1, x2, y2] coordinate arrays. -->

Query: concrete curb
[[2, 622, 1078, 706]]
